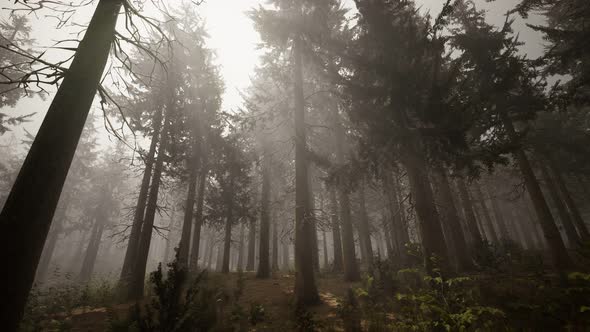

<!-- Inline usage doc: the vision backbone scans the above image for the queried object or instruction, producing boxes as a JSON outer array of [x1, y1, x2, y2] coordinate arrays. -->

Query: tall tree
[[0, 1, 122, 327]]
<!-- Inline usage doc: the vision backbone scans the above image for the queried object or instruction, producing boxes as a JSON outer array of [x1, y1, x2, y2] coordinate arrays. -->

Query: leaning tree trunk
[[432, 167, 472, 271], [329, 188, 344, 272], [128, 106, 171, 301], [548, 159, 590, 241], [257, 146, 271, 278], [293, 34, 319, 305], [120, 107, 163, 289], [0, 1, 122, 328], [502, 114, 574, 271], [540, 163, 581, 247]]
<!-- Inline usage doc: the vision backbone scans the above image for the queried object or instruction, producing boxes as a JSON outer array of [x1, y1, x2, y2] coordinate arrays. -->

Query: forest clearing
[[1, 0, 590, 331]]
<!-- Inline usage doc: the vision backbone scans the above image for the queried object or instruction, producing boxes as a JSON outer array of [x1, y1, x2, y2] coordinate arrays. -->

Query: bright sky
[[1, 0, 544, 149]]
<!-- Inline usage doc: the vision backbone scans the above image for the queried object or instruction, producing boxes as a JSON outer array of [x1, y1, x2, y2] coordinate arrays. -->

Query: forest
[[0, 0, 589, 331]]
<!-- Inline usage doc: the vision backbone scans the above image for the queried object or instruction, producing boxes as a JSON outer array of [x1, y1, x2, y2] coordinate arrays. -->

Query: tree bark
[[189, 165, 208, 271], [432, 167, 472, 271], [540, 163, 581, 247], [128, 105, 171, 301], [402, 145, 449, 273], [221, 200, 233, 273], [246, 218, 256, 271], [272, 209, 279, 271], [329, 188, 344, 272], [357, 181, 374, 270], [120, 107, 163, 289], [237, 223, 245, 271], [0, 1, 122, 327], [456, 177, 484, 245], [177, 135, 200, 269], [257, 146, 271, 278], [502, 114, 574, 271], [473, 183, 499, 243], [36, 199, 69, 282], [78, 213, 106, 283], [293, 34, 319, 305], [548, 159, 590, 241], [332, 106, 360, 282]]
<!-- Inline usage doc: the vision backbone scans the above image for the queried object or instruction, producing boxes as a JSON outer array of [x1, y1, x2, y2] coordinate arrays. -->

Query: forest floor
[[64, 272, 360, 331]]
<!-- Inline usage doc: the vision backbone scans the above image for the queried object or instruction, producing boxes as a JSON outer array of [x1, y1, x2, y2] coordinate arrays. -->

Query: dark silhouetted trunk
[[221, 198, 233, 273], [246, 218, 256, 271], [322, 231, 329, 269], [487, 188, 511, 241], [78, 213, 106, 283], [177, 135, 200, 269], [358, 181, 374, 269], [402, 143, 449, 273], [502, 114, 574, 271], [237, 223, 245, 271], [163, 208, 176, 265], [293, 34, 319, 305], [433, 167, 472, 271], [272, 210, 279, 271], [128, 106, 171, 301], [540, 163, 581, 247], [332, 105, 360, 282], [36, 199, 69, 282], [456, 177, 484, 245], [380, 214, 394, 258], [189, 165, 208, 271], [473, 184, 499, 243], [548, 160, 590, 241], [282, 240, 290, 271], [120, 107, 163, 288], [0, 1, 122, 327], [257, 146, 271, 278], [329, 188, 344, 272]]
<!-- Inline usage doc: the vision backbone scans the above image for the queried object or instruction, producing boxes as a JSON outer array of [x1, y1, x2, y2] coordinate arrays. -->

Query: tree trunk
[[0, 1, 122, 327], [548, 159, 590, 241], [177, 137, 200, 269], [456, 177, 484, 245], [246, 218, 256, 271], [237, 223, 245, 271], [78, 215, 106, 283], [402, 144, 449, 273], [128, 106, 171, 301], [163, 208, 176, 265], [502, 114, 574, 271], [332, 107, 360, 282], [293, 34, 319, 305], [329, 188, 344, 272], [322, 231, 329, 270], [432, 167, 472, 271], [221, 203, 233, 273], [540, 163, 581, 247], [272, 209, 279, 271], [282, 240, 290, 271], [487, 187, 511, 241], [257, 146, 271, 278], [189, 166, 208, 271], [36, 200, 68, 282], [357, 181, 374, 269], [380, 213, 394, 258], [473, 184, 499, 243], [120, 107, 163, 289]]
